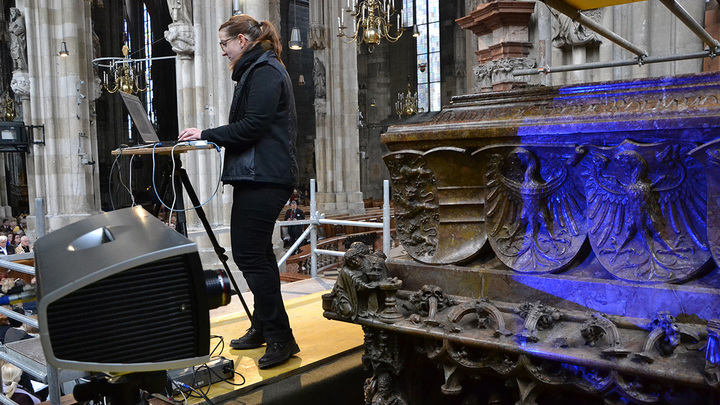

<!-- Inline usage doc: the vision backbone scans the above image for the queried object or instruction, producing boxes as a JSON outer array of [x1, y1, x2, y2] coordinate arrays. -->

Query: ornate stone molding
[[324, 268, 717, 403], [473, 57, 535, 92], [164, 22, 194, 59]]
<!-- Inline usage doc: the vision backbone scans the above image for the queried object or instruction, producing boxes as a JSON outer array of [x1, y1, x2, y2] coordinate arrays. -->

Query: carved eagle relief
[[481, 146, 587, 273], [579, 140, 709, 283], [688, 138, 720, 272]]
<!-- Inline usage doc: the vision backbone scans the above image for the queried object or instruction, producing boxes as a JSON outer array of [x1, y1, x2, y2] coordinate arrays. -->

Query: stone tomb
[[323, 72, 720, 404]]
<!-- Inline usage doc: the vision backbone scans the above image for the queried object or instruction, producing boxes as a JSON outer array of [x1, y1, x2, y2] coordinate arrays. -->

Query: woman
[[2, 363, 40, 405], [178, 14, 299, 369]]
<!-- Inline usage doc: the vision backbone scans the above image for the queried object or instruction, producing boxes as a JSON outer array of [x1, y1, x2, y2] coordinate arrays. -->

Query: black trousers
[[231, 184, 294, 343]]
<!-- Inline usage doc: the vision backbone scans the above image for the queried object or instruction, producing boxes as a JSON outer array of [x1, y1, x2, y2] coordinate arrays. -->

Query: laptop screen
[[119, 92, 160, 143]]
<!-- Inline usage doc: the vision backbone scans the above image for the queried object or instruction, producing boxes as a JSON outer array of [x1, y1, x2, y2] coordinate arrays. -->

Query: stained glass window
[[143, 3, 155, 125], [416, 0, 440, 112]]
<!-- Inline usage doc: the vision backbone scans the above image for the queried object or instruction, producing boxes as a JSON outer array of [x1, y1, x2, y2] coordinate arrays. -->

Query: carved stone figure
[[551, 10, 601, 49], [364, 370, 408, 405], [167, 0, 192, 24], [313, 57, 326, 99], [9, 8, 28, 72], [323, 242, 390, 320]]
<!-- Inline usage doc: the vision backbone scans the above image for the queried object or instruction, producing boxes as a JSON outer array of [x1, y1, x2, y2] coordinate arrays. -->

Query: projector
[[34, 206, 230, 374]]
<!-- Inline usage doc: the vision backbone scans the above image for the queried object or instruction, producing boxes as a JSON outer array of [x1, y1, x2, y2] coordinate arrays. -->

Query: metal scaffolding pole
[[542, 0, 647, 58], [513, 50, 712, 76], [658, 0, 720, 51]]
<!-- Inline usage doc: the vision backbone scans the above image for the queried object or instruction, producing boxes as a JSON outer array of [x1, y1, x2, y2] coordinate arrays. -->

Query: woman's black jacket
[[201, 44, 298, 188]]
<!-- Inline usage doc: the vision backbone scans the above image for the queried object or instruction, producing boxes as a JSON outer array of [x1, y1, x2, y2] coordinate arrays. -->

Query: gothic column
[[310, 0, 364, 215], [456, 0, 536, 92], [21, 0, 101, 234]]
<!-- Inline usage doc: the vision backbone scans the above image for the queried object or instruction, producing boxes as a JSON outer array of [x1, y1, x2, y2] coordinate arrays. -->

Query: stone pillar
[[21, 0, 101, 236], [456, 1, 536, 92], [310, 0, 364, 215]]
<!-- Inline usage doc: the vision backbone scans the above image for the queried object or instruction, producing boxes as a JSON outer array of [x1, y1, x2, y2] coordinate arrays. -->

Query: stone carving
[[10, 71, 29, 99], [407, 285, 456, 327], [551, 9, 601, 49], [482, 146, 587, 273], [384, 152, 440, 260], [447, 299, 511, 337], [689, 139, 720, 270], [322, 242, 396, 321], [472, 57, 535, 92], [580, 313, 630, 357], [308, 23, 327, 50], [313, 57, 326, 99], [362, 328, 405, 375], [363, 369, 408, 405], [515, 301, 561, 343], [706, 319, 720, 388], [575, 140, 710, 283], [9, 8, 28, 72], [164, 23, 195, 59], [383, 148, 487, 264], [167, 0, 192, 24], [634, 312, 700, 363]]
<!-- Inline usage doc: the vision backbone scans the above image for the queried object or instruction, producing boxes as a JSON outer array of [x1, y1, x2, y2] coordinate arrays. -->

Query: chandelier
[[96, 45, 147, 94], [395, 82, 418, 118], [338, 0, 404, 52], [93, 45, 175, 95]]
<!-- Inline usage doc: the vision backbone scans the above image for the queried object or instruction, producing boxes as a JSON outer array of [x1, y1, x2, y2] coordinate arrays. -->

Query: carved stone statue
[[364, 370, 408, 405], [551, 11, 601, 49], [313, 57, 326, 100], [9, 8, 28, 72], [167, 0, 192, 24], [323, 242, 392, 320]]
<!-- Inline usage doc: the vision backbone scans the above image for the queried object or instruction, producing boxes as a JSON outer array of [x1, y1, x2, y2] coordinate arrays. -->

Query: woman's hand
[[178, 127, 202, 141]]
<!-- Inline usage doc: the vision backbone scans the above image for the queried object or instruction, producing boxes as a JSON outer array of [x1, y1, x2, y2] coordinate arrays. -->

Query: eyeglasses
[[219, 36, 238, 50]]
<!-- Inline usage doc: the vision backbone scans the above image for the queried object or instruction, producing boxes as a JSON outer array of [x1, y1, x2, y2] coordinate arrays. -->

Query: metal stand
[[157, 155, 253, 322]]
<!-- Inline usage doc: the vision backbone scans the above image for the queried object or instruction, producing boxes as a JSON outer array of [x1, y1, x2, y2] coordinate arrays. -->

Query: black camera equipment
[[34, 206, 232, 404]]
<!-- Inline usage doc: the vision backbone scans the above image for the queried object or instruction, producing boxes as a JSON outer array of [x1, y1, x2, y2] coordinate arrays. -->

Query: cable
[[209, 335, 225, 357], [108, 146, 136, 210], [206, 364, 246, 387], [151, 142, 224, 213], [128, 154, 137, 206], [176, 381, 214, 405]]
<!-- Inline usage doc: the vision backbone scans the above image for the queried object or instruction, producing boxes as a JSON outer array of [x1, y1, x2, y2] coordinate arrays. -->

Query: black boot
[[230, 328, 265, 349], [258, 340, 300, 369]]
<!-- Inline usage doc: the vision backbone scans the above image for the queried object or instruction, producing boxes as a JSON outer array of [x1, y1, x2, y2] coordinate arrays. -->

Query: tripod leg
[[177, 166, 253, 322]]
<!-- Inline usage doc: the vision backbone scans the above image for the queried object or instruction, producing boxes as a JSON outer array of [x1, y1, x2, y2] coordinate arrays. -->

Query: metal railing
[[276, 179, 392, 278], [0, 199, 62, 405]]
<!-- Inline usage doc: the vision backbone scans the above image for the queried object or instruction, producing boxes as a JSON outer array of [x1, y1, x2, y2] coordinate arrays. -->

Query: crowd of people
[[0, 216, 32, 256]]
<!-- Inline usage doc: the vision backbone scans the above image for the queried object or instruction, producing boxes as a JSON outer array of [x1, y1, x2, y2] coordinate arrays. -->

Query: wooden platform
[[200, 290, 365, 404]]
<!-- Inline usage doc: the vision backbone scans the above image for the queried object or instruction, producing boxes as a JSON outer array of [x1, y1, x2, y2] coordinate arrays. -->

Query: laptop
[[119, 91, 176, 146]]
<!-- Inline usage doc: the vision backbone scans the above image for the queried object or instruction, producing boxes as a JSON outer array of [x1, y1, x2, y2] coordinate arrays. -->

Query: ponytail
[[220, 15, 284, 68]]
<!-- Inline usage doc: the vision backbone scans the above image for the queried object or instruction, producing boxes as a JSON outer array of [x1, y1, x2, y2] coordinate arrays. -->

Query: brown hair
[[219, 14, 283, 69]]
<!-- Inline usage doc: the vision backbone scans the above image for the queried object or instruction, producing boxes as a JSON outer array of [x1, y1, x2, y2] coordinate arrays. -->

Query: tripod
[[153, 153, 253, 322]]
